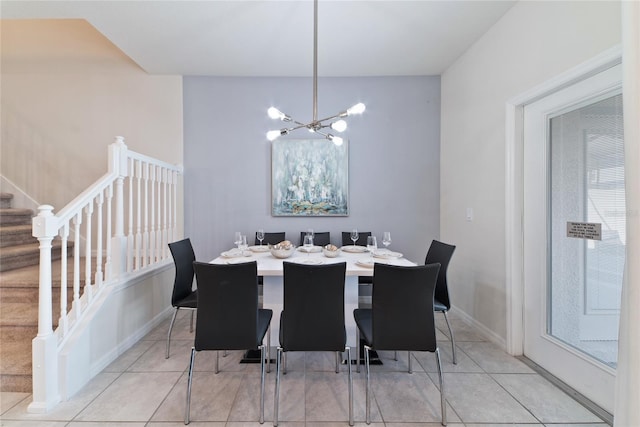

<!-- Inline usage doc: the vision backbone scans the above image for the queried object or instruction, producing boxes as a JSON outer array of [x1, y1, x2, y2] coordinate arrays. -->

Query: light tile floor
[[1, 311, 610, 426]]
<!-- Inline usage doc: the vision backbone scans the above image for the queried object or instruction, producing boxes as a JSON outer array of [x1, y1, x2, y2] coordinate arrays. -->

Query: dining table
[[210, 244, 416, 359]]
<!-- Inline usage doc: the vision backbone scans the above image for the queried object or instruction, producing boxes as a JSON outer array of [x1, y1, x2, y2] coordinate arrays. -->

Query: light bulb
[[267, 130, 282, 141], [328, 135, 343, 146], [268, 107, 283, 120], [346, 102, 366, 115], [330, 120, 347, 132]]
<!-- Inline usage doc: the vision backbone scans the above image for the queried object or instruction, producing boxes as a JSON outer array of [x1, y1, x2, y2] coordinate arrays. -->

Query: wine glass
[[367, 236, 377, 258], [238, 235, 248, 252], [234, 231, 242, 249], [350, 229, 359, 246], [257, 229, 265, 246], [303, 234, 314, 256], [382, 232, 392, 250]]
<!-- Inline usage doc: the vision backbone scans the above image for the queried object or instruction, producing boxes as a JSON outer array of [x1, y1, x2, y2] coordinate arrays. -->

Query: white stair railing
[[30, 136, 182, 412]]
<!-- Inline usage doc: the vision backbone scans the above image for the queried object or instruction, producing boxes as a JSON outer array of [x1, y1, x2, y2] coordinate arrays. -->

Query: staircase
[[0, 193, 73, 392]]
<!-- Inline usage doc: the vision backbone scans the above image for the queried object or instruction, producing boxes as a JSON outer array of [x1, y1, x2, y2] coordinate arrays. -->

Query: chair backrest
[[168, 238, 196, 306], [424, 240, 456, 309], [256, 231, 286, 246], [371, 263, 440, 351], [299, 231, 330, 247], [281, 261, 347, 351], [341, 231, 371, 246], [192, 261, 260, 351]]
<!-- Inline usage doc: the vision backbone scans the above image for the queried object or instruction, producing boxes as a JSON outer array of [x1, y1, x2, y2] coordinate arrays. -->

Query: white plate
[[297, 246, 322, 253], [294, 258, 324, 265], [249, 245, 270, 253], [356, 259, 376, 268], [221, 250, 250, 258], [373, 250, 403, 259], [341, 245, 367, 253]]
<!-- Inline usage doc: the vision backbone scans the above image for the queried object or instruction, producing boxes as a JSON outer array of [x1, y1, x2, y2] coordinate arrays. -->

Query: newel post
[[109, 136, 129, 279], [29, 205, 61, 413]]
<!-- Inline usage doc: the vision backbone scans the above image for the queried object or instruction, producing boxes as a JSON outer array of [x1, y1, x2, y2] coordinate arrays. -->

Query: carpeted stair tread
[[0, 302, 39, 327], [0, 257, 92, 287], [0, 224, 35, 248], [0, 242, 41, 256], [0, 240, 72, 272], [0, 208, 33, 225], [0, 224, 38, 241], [0, 325, 36, 392], [0, 375, 32, 393], [0, 301, 65, 329]]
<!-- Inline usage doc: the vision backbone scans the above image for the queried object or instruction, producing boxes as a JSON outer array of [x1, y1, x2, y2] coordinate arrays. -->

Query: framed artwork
[[271, 139, 349, 216]]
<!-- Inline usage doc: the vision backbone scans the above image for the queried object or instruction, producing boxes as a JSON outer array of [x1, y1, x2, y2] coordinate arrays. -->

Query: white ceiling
[[1, 0, 516, 77]]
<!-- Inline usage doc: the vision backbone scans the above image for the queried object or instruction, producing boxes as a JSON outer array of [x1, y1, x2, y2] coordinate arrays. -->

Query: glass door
[[549, 93, 624, 367], [523, 64, 623, 413]]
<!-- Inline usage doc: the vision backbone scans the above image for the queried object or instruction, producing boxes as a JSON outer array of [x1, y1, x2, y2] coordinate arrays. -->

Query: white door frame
[[504, 45, 622, 356]]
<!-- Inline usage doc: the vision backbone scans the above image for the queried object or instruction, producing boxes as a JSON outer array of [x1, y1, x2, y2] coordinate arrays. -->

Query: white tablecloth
[[210, 247, 415, 350]]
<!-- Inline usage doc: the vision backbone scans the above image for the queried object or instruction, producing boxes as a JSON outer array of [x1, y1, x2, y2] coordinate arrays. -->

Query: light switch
[[466, 207, 473, 222]]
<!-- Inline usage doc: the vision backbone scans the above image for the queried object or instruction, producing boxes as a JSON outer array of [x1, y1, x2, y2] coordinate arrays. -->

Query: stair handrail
[[30, 136, 183, 413]]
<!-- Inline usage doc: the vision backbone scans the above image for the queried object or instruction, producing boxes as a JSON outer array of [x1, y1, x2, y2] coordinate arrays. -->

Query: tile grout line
[[444, 338, 539, 426], [516, 355, 613, 426], [484, 370, 546, 426]]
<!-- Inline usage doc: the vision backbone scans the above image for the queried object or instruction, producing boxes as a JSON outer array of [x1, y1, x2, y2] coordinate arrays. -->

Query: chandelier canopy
[[266, 0, 365, 146]]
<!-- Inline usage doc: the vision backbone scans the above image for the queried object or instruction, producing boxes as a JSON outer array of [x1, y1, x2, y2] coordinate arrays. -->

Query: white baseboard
[[89, 305, 174, 378], [450, 305, 507, 351]]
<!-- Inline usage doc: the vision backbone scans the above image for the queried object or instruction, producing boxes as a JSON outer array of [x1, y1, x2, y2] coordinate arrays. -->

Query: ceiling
[[1, 0, 516, 77]]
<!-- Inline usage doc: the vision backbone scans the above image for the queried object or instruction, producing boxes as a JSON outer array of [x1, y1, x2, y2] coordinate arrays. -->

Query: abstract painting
[[271, 139, 349, 216]]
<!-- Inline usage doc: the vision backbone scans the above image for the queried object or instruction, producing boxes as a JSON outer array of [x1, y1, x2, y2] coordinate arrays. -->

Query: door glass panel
[[549, 93, 624, 368]]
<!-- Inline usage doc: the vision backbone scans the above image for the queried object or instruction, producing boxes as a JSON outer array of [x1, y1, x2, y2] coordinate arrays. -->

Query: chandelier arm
[[314, 112, 347, 124], [286, 121, 314, 132], [313, 129, 329, 138]]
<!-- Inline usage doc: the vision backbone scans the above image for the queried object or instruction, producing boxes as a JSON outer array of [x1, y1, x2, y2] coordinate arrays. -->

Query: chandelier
[[266, 0, 365, 146]]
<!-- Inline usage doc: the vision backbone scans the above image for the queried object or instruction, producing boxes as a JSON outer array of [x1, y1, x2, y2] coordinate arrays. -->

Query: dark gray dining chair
[[341, 231, 371, 247], [274, 261, 353, 426], [256, 231, 287, 287], [298, 231, 330, 247], [255, 231, 286, 246], [354, 263, 446, 425], [425, 240, 457, 364], [186, 261, 272, 424], [167, 238, 197, 359]]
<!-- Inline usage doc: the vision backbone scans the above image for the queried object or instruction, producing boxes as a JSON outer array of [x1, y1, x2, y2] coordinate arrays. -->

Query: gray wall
[[183, 76, 440, 264]]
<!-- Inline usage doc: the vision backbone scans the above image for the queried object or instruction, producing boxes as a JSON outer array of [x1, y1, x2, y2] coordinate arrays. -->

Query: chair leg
[[346, 346, 353, 426], [364, 345, 371, 425], [408, 351, 412, 374], [267, 326, 271, 373], [166, 308, 179, 359], [215, 351, 219, 374], [274, 347, 283, 426], [260, 344, 266, 424], [356, 332, 361, 373], [335, 351, 341, 373], [442, 311, 457, 364], [394, 350, 398, 361], [283, 352, 287, 375], [185, 347, 196, 425], [435, 348, 447, 426], [189, 309, 195, 332]]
